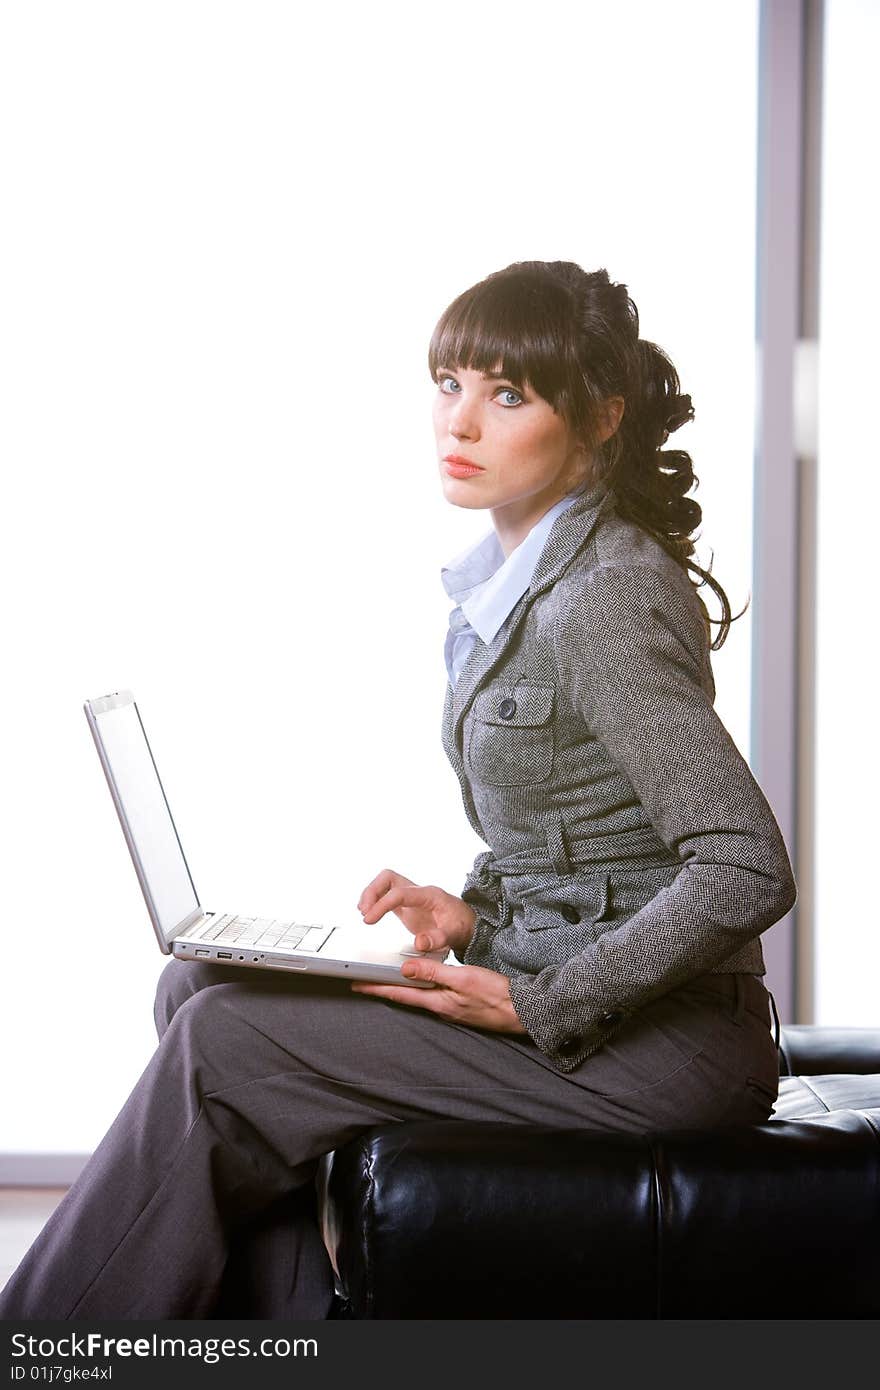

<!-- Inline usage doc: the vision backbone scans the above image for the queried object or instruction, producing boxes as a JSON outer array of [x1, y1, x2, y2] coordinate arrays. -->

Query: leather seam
[[798, 1075, 832, 1113], [649, 1135, 665, 1320], [362, 1143, 376, 1319]]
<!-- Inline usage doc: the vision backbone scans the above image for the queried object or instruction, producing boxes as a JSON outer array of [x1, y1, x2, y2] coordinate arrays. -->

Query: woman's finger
[[349, 981, 445, 1011], [411, 930, 444, 952], [398, 958, 464, 988], [360, 882, 433, 925], [357, 868, 410, 914], [356, 870, 394, 913]]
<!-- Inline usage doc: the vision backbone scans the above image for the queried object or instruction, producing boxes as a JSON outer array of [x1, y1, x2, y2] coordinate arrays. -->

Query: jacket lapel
[[445, 482, 615, 760]]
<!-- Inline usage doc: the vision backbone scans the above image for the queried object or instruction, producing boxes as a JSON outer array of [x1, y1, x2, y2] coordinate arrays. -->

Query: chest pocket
[[466, 683, 555, 788]]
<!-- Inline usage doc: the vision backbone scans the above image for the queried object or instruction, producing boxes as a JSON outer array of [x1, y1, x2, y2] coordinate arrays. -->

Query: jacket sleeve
[[506, 563, 797, 1069]]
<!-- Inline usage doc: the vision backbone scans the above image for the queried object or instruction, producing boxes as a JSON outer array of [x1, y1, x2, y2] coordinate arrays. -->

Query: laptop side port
[[217, 952, 233, 960]]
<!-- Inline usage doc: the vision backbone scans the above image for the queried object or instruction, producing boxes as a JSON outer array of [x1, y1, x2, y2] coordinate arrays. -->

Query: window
[[813, 0, 880, 1024]]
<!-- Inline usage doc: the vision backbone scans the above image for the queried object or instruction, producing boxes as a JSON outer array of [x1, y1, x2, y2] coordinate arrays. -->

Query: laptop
[[84, 690, 446, 987]]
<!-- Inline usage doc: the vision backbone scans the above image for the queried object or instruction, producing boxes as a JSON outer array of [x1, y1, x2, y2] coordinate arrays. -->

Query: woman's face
[[432, 362, 589, 549]]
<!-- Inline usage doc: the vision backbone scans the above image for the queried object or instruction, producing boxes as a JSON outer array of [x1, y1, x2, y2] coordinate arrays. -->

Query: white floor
[[0, 1188, 67, 1294]]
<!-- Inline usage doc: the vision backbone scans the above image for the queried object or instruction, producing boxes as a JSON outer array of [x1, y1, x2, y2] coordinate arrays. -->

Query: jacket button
[[558, 904, 581, 924], [599, 1010, 624, 1027], [558, 1036, 582, 1056], [498, 697, 517, 720]]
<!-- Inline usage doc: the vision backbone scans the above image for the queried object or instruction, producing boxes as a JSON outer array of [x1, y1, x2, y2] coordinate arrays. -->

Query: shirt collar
[[441, 492, 581, 646]]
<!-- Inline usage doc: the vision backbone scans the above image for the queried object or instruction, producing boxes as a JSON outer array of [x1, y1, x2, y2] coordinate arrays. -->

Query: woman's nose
[[449, 397, 480, 441]]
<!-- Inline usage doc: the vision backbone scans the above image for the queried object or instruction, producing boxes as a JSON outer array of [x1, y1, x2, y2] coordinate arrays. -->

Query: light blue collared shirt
[[441, 493, 580, 686]]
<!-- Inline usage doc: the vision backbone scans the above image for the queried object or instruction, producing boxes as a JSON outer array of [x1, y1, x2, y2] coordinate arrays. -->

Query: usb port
[[217, 951, 233, 960], [195, 949, 209, 957]]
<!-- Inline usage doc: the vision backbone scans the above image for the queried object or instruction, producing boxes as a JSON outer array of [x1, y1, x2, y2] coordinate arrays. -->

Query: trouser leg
[[210, 1186, 335, 1320], [153, 960, 339, 1319], [0, 955, 607, 1320], [0, 959, 540, 1320], [0, 967, 344, 1320]]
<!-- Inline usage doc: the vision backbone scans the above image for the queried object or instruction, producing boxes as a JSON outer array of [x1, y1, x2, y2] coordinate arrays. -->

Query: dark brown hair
[[428, 260, 747, 650]]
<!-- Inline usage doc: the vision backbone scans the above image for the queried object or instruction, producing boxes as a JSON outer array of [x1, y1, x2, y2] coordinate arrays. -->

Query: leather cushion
[[771, 1071, 880, 1120], [779, 1025, 880, 1077]]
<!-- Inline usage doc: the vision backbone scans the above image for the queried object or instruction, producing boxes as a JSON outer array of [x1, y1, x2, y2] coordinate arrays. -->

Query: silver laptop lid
[[84, 691, 201, 950]]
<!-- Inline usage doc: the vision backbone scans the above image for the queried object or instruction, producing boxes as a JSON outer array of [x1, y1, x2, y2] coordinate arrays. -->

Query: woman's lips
[[443, 457, 484, 478]]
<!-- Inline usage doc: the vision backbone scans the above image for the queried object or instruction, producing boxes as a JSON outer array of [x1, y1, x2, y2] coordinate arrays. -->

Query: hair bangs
[[428, 272, 578, 412]]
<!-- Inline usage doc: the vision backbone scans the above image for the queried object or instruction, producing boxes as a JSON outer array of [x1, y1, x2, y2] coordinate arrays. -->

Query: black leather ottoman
[[317, 1026, 880, 1318]]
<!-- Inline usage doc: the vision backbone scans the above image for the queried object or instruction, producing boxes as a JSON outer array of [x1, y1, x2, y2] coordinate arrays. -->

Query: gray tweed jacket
[[441, 480, 797, 1073]]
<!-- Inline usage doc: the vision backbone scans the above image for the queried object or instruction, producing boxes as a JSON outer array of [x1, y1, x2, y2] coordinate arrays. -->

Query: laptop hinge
[[174, 908, 213, 941]]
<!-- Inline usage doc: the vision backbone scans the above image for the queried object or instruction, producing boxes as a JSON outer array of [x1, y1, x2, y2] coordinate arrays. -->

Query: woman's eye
[[496, 387, 523, 407], [437, 375, 460, 394]]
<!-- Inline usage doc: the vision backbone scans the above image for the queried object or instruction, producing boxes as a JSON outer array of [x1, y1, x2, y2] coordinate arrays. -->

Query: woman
[[0, 260, 796, 1321]]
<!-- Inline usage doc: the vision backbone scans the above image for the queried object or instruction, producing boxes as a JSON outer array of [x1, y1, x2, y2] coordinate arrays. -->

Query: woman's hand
[[357, 869, 478, 957], [351, 958, 528, 1035]]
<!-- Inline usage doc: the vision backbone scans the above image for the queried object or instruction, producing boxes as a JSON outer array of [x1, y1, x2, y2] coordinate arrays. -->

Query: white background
[[0, 0, 760, 1154]]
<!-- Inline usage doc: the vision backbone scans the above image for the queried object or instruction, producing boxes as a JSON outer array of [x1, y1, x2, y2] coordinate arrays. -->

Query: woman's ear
[[596, 396, 625, 444]]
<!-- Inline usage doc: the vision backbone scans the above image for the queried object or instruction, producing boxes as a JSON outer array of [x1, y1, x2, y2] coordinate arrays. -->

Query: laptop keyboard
[[191, 914, 333, 953]]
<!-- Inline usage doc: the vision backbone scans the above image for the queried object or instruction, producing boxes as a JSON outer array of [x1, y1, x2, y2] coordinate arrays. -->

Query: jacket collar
[[445, 479, 615, 755]]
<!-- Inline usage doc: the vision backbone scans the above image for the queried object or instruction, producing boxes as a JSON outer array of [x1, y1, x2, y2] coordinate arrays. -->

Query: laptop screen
[[86, 693, 199, 940]]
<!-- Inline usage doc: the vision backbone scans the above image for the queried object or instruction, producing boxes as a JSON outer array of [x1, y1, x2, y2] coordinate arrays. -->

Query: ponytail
[[599, 337, 747, 650]]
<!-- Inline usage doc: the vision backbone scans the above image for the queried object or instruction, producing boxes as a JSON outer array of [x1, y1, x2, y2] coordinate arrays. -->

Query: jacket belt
[[460, 827, 679, 929]]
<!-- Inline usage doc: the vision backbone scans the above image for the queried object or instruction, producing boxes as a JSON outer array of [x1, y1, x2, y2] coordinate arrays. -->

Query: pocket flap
[[472, 684, 555, 728], [521, 871, 610, 932]]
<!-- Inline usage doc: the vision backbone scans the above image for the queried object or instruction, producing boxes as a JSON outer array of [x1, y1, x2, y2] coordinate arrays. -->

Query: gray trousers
[[0, 960, 779, 1320]]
